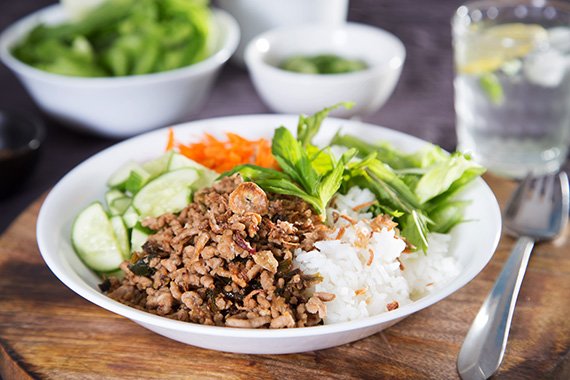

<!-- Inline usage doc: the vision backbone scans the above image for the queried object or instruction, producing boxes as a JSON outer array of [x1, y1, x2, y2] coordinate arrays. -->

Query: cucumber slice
[[110, 196, 131, 216], [132, 168, 199, 218], [124, 170, 151, 194], [122, 205, 140, 229], [168, 153, 218, 189], [107, 161, 151, 194], [72, 202, 125, 272], [194, 170, 218, 191], [168, 152, 210, 172], [98, 268, 125, 279], [105, 189, 130, 216], [142, 151, 174, 178], [130, 225, 150, 253], [105, 189, 124, 208], [110, 216, 130, 259]]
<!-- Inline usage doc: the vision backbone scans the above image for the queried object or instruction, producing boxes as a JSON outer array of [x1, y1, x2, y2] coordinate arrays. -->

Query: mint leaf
[[271, 127, 320, 194], [297, 102, 354, 148]]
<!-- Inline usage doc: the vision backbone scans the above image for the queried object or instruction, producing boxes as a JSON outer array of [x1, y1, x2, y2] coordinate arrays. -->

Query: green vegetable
[[72, 153, 215, 274], [297, 102, 354, 148], [12, 0, 212, 77], [222, 103, 355, 219], [280, 54, 368, 75], [332, 132, 448, 170], [71, 202, 125, 272], [132, 168, 199, 218], [333, 132, 485, 251], [428, 200, 470, 234], [414, 152, 485, 204], [343, 155, 430, 250], [222, 104, 484, 251]]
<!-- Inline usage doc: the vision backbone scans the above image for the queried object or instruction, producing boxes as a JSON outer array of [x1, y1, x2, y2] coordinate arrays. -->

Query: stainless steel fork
[[457, 172, 570, 380]]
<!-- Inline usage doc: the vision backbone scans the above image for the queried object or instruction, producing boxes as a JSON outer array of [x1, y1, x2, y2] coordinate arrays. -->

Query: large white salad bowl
[[36, 115, 501, 354]]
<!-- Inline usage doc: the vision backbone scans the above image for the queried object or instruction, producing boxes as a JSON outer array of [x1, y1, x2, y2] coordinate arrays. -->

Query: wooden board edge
[[0, 337, 39, 380]]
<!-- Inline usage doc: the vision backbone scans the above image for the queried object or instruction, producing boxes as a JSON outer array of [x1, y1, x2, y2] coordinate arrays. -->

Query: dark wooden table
[[0, 0, 465, 233]]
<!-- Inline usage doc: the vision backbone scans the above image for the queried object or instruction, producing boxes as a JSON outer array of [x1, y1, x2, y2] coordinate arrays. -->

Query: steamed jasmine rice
[[294, 187, 461, 324]]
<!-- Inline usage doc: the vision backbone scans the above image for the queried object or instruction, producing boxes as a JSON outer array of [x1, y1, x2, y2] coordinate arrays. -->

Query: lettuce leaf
[[333, 132, 485, 251], [414, 152, 485, 204]]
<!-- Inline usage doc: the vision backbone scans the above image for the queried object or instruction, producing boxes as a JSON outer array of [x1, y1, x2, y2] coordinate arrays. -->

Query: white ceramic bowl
[[245, 23, 406, 118], [36, 114, 501, 355], [216, 0, 348, 66], [0, 5, 240, 138]]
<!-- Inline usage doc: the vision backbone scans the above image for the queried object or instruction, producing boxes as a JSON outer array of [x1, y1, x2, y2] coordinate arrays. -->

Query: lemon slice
[[486, 23, 548, 57], [460, 57, 505, 75], [458, 23, 548, 75]]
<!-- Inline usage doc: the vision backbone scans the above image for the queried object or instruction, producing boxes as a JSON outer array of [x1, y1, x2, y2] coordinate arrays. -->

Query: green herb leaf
[[334, 133, 485, 251], [255, 178, 324, 215], [224, 105, 356, 220], [271, 127, 320, 194], [220, 164, 290, 182], [297, 102, 354, 148], [225, 105, 484, 252], [307, 145, 335, 175], [401, 210, 430, 252], [318, 160, 345, 211]]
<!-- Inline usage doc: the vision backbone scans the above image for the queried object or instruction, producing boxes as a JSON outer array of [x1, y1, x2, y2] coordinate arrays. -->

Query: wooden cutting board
[[1, 175, 569, 380]]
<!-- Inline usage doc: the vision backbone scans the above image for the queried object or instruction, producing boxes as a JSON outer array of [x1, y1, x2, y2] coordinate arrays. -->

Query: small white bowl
[[216, 0, 348, 66], [36, 115, 501, 354], [245, 23, 406, 118], [0, 5, 240, 138]]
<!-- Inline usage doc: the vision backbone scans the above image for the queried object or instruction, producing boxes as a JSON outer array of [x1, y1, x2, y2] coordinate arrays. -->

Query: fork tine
[[505, 174, 534, 218], [542, 173, 556, 202], [529, 176, 544, 203]]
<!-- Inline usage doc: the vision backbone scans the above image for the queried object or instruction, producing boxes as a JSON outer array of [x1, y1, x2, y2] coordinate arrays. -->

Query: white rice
[[293, 187, 461, 324]]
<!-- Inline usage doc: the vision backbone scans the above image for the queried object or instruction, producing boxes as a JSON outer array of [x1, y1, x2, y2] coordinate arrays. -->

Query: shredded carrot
[[165, 128, 175, 151], [165, 130, 279, 173]]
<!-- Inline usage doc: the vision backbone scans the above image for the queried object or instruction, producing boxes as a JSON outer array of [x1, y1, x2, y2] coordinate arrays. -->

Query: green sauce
[[279, 54, 368, 75]]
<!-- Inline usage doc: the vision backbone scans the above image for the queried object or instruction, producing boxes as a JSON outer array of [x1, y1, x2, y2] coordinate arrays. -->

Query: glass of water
[[452, 0, 570, 178]]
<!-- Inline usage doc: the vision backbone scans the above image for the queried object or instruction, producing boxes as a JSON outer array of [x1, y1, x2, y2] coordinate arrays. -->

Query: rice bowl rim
[[36, 114, 502, 340]]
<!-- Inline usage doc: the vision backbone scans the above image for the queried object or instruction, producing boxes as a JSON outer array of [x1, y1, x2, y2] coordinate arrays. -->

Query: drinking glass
[[452, 0, 570, 178]]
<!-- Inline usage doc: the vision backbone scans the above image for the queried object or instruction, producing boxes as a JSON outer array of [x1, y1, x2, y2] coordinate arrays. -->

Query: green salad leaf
[[12, 0, 212, 77], [428, 200, 470, 234], [221, 106, 355, 219], [414, 152, 486, 204], [223, 105, 484, 253], [333, 132, 485, 251]]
